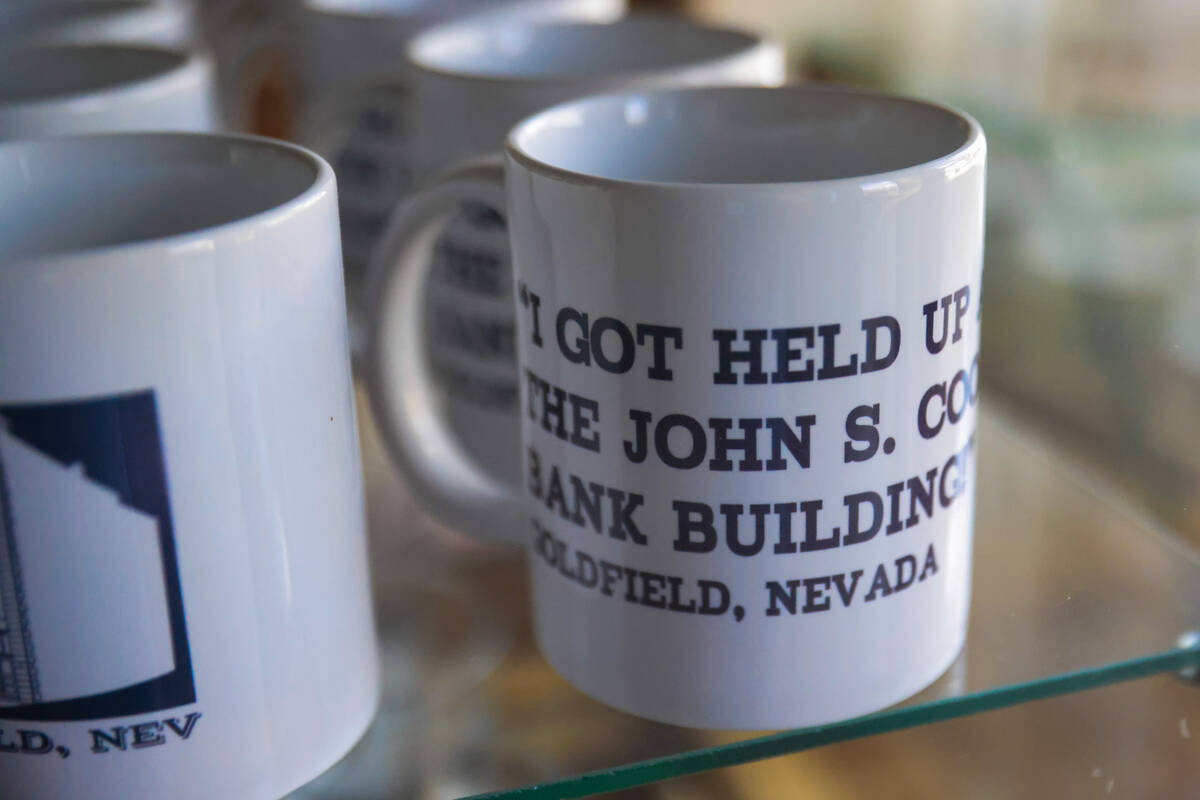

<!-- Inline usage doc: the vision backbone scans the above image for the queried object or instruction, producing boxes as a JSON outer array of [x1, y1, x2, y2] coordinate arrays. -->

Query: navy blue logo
[[0, 390, 194, 721]]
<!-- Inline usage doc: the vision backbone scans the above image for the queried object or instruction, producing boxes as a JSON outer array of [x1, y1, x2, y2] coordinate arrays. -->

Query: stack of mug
[[0, 1, 985, 798]]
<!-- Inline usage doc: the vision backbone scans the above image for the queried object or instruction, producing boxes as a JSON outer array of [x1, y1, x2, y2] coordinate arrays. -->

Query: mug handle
[[366, 156, 525, 541]]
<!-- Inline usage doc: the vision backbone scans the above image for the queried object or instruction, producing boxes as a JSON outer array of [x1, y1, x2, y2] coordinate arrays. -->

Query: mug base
[[534, 622, 968, 732]]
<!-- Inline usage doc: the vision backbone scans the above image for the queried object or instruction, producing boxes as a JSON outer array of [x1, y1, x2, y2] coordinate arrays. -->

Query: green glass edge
[[462, 643, 1200, 800]]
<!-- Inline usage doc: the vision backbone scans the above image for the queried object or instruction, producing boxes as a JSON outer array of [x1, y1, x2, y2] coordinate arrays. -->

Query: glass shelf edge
[[460, 643, 1200, 800]]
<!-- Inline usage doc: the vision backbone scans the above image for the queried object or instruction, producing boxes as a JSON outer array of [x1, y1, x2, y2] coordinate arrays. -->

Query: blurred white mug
[[211, 1, 622, 166]]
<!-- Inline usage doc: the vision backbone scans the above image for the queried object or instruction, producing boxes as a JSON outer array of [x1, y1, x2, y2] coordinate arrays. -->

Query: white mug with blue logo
[[0, 133, 379, 798], [368, 85, 985, 729]]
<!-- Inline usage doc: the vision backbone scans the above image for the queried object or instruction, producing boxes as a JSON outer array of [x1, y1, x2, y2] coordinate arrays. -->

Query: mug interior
[[409, 17, 762, 80], [0, 1, 153, 32], [0, 134, 321, 259], [509, 86, 978, 184], [0, 44, 189, 105]]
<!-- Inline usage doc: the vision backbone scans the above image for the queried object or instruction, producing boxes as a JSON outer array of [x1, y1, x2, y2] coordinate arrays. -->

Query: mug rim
[[299, 0, 498, 23], [0, 0, 191, 49], [0, 42, 210, 115], [0, 0, 171, 27], [301, 0, 437, 20], [300, 0, 436, 24], [300, 0, 624, 25], [505, 84, 985, 190], [406, 15, 772, 87], [0, 132, 333, 260]]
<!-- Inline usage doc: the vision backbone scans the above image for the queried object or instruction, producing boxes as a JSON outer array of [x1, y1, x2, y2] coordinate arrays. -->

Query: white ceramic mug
[[0, 0, 195, 47], [0, 133, 379, 797], [0, 43, 219, 137], [211, 1, 622, 180], [290, 0, 625, 345], [368, 85, 985, 729], [294, 0, 622, 138], [366, 16, 784, 521]]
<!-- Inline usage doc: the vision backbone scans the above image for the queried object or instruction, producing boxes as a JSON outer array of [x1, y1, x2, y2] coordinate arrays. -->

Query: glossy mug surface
[[0, 133, 378, 798], [370, 85, 985, 728], [368, 15, 784, 526], [0, 43, 218, 137]]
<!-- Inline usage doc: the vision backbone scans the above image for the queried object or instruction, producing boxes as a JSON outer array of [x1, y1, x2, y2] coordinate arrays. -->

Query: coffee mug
[[294, 0, 621, 137], [366, 16, 784, 518], [0, 43, 219, 137], [368, 86, 985, 729], [215, 1, 620, 173], [0, 0, 195, 47], [289, 0, 624, 344], [0, 133, 379, 797]]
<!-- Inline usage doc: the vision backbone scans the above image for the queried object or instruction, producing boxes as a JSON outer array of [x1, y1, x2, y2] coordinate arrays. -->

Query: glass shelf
[[289, 395, 1200, 800]]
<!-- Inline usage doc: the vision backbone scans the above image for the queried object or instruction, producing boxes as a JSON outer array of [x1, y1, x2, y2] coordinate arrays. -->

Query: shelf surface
[[289, 396, 1200, 799]]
